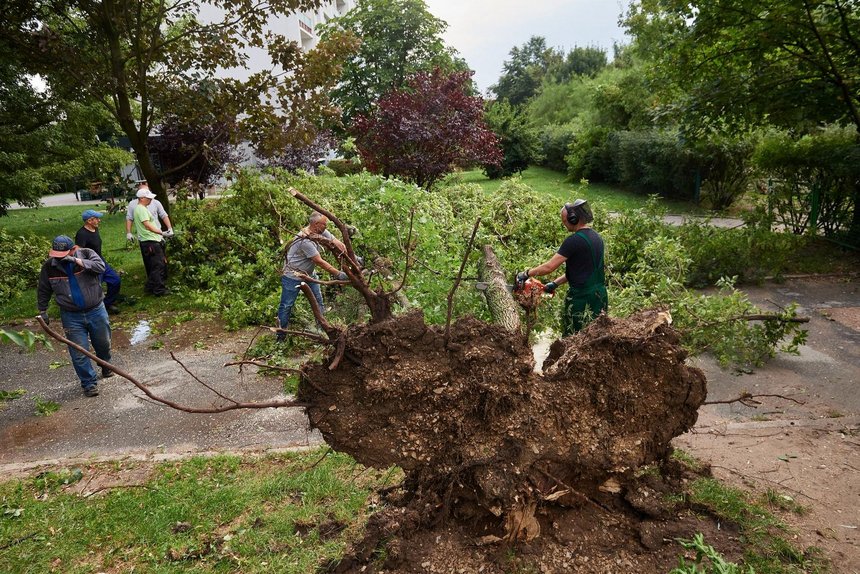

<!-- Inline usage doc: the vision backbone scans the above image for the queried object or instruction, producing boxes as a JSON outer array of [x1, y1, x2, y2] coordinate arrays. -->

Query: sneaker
[[102, 367, 115, 379], [106, 304, 120, 315], [83, 385, 99, 397]]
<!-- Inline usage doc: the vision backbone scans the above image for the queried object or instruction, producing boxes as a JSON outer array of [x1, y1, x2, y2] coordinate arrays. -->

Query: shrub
[[612, 130, 698, 199], [693, 133, 755, 211], [0, 229, 48, 302], [753, 125, 859, 236], [537, 123, 577, 173], [483, 100, 541, 179], [326, 159, 363, 177]]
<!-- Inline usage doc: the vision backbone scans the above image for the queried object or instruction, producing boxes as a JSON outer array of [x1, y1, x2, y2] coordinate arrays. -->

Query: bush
[[693, 133, 755, 211], [0, 229, 48, 302], [483, 101, 541, 179], [537, 123, 577, 173], [753, 125, 859, 236], [325, 159, 363, 177], [612, 130, 698, 199]]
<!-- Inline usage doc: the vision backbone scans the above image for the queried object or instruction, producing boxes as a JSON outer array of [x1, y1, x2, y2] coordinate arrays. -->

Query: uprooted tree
[[34, 184, 814, 570]]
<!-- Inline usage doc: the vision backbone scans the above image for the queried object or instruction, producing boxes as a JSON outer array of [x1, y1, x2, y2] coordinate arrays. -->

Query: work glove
[[543, 281, 558, 294], [514, 270, 529, 291], [355, 255, 364, 267], [126, 232, 136, 242], [336, 271, 349, 281], [62, 255, 78, 265], [39, 311, 49, 325], [163, 228, 175, 238]]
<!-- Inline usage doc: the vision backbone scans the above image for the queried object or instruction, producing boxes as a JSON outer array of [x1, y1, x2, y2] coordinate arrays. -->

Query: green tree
[[1, 0, 357, 211], [625, 0, 860, 133], [320, 0, 464, 124], [625, 0, 860, 231], [483, 100, 541, 179], [0, 61, 131, 214], [491, 36, 560, 106], [548, 45, 608, 81]]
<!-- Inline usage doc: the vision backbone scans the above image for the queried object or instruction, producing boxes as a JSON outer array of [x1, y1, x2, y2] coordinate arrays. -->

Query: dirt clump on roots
[[299, 309, 723, 572]]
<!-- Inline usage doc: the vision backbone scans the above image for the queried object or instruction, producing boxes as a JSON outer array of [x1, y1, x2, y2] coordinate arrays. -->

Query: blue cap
[[49, 235, 75, 258], [82, 209, 103, 220]]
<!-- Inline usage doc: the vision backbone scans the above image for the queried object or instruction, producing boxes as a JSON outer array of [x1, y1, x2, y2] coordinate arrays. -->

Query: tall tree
[[625, 0, 860, 134], [483, 100, 541, 179], [353, 68, 502, 189], [0, 0, 357, 211], [491, 36, 560, 106], [0, 60, 131, 214], [320, 0, 465, 124]]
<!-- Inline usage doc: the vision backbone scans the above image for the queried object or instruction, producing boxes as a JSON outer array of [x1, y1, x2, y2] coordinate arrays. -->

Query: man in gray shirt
[[277, 212, 349, 341]]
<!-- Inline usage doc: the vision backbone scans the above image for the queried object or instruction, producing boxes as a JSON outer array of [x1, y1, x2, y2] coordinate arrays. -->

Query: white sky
[[423, 0, 630, 94]]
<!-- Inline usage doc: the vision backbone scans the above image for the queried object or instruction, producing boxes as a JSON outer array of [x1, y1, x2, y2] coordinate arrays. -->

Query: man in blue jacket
[[37, 236, 114, 397]]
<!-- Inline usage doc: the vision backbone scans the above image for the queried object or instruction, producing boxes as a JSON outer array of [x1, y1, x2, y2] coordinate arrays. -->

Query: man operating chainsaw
[[515, 199, 607, 335]]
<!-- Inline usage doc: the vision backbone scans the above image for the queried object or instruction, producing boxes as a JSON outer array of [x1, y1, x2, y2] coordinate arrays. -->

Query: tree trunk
[[479, 245, 521, 334]]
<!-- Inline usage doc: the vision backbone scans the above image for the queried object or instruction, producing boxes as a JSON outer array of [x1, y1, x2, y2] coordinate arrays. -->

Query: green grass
[[449, 166, 704, 214], [0, 450, 396, 574], [688, 478, 826, 573], [0, 203, 204, 321]]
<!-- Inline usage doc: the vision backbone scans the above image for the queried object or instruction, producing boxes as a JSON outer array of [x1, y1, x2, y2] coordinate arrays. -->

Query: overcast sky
[[423, 0, 630, 95]]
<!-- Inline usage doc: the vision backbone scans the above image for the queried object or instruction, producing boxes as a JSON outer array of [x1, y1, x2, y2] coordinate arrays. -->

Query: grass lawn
[[0, 450, 397, 574], [0, 203, 203, 322], [450, 166, 705, 214]]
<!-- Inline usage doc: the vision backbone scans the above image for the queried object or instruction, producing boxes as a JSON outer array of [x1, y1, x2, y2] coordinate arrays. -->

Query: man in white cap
[[125, 182, 173, 242], [132, 188, 172, 295], [75, 209, 122, 314], [37, 235, 113, 397]]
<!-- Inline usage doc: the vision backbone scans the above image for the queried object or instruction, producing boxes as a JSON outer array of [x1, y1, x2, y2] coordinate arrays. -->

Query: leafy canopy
[[353, 68, 502, 189], [0, 0, 358, 208], [320, 0, 465, 124]]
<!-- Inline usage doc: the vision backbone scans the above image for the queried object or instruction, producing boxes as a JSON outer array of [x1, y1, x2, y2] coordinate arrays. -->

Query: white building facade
[[284, 0, 355, 52]]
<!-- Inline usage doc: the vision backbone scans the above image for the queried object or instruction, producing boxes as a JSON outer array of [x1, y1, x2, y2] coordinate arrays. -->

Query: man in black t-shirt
[[515, 199, 607, 335], [75, 209, 122, 314]]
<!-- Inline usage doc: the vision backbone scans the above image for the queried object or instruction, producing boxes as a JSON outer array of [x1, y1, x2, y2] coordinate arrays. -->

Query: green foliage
[[0, 389, 26, 406], [483, 101, 542, 179], [671, 533, 754, 574], [169, 170, 808, 368], [320, 0, 463, 124], [610, 130, 698, 199], [693, 133, 756, 211], [325, 159, 363, 177], [605, 199, 808, 367], [0, 229, 48, 302], [753, 125, 859, 236], [535, 123, 578, 172]]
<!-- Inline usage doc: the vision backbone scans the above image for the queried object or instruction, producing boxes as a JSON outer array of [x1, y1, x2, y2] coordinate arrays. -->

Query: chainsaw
[[474, 277, 553, 311]]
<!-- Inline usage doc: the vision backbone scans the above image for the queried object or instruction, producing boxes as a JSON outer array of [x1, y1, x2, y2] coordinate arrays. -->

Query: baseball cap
[[82, 209, 103, 220], [49, 235, 75, 258], [136, 188, 157, 199]]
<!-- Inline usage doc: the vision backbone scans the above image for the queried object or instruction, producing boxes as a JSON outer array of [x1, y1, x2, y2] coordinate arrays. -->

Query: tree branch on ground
[[36, 316, 306, 413]]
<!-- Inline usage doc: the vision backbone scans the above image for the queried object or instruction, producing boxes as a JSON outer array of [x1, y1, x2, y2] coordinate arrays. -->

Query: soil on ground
[[297, 309, 738, 572]]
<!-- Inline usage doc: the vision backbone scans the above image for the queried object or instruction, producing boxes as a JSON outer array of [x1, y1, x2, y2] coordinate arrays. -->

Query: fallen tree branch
[[297, 282, 340, 341], [446, 218, 481, 342], [704, 392, 805, 407], [223, 360, 303, 374], [171, 352, 238, 405], [36, 316, 307, 413]]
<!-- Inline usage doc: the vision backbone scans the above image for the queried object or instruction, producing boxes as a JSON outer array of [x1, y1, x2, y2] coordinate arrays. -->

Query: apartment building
[[288, 0, 355, 52]]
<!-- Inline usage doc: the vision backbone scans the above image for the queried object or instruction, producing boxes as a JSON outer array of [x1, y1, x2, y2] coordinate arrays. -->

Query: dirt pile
[[299, 309, 708, 565]]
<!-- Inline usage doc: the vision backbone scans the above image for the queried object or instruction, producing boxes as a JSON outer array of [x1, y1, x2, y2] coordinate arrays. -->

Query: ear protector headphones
[[564, 199, 593, 225]]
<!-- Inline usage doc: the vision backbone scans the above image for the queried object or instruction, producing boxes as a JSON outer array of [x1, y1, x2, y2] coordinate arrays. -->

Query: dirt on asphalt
[[1, 275, 858, 572]]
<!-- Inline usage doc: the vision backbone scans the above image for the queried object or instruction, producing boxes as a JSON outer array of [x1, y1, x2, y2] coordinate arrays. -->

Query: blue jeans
[[60, 303, 112, 389], [100, 262, 122, 306], [278, 275, 324, 332]]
